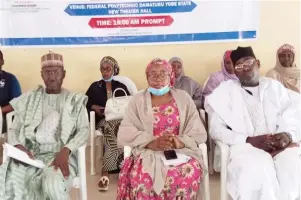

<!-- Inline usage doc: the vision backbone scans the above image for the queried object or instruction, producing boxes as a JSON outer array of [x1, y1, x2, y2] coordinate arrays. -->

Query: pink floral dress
[[116, 99, 202, 200]]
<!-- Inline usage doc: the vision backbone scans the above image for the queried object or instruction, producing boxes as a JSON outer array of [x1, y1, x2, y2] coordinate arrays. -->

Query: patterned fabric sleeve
[[8, 90, 34, 146], [7, 115, 22, 146], [64, 103, 89, 153]]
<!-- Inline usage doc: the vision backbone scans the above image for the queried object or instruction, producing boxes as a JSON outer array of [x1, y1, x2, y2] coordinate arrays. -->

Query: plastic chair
[[124, 144, 210, 200], [113, 75, 138, 95], [216, 139, 301, 200], [90, 76, 138, 175], [0, 108, 7, 140], [214, 141, 231, 200], [4, 111, 88, 200], [199, 109, 214, 175]]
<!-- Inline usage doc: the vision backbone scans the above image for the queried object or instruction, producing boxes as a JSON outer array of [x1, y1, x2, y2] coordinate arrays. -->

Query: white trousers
[[227, 143, 301, 200]]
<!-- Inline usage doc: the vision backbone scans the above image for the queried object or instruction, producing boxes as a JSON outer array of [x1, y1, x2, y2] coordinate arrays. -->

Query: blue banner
[[64, 1, 197, 16], [1, 0, 259, 47], [1, 31, 256, 46]]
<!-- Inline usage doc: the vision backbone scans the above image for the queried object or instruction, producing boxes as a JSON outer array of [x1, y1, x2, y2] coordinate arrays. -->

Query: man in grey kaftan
[[0, 51, 89, 200]]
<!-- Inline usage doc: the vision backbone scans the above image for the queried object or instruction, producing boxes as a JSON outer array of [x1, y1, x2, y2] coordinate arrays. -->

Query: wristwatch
[[285, 132, 293, 143]]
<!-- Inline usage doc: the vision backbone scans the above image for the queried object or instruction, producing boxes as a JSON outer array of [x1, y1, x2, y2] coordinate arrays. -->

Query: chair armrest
[[76, 144, 88, 199], [77, 144, 87, 180], [198, 143, 209, 169], [124, 146, 132, 159], [90, 111, 96, 133], [0, 108, 3, 135], [77, 145, 87, 157], [199, 109, 206, 121], [95, 130, 103, 136], [215, 141, 230, 158], [215, 141, 230, 200], [198, 143, 210, 200], [198, 143, 207, 154]]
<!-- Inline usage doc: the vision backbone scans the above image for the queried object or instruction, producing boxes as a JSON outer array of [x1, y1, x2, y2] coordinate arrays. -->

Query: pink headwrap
[[146, 58, 175, 87], [221, 50, 237, 80], [202, 50, 238, 97], [224, 50, 232, 60]]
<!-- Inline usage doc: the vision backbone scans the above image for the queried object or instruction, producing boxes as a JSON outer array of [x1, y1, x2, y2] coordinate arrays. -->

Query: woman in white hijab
[[266, 44, 300, 93], [169, 57, 203, 109]]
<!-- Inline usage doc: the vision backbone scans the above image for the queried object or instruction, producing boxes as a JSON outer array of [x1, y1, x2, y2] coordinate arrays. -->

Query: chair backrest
[[1, 111, 13, 164], [0, 108, 2, 135], [199, 109, 208, 132], [113, 76, 138, 95], [202, 77, 210, 91]]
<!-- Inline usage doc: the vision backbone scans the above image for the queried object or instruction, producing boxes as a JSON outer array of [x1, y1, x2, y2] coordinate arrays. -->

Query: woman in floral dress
[[117, 58, 207, 200]]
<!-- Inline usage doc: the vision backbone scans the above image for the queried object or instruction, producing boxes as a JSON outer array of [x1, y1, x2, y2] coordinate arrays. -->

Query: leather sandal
[[98, 176, 109, 191]]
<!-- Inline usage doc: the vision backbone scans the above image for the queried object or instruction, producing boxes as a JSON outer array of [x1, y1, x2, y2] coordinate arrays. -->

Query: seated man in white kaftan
[[205, 46, 301, 200], [0, 51, 89, 200]]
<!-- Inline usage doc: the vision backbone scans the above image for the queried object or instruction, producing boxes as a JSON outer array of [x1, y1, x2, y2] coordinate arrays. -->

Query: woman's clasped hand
[[146, 133, 185, 151]]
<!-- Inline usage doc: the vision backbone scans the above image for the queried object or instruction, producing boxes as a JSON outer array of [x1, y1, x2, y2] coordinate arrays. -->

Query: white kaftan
[[205, 77, 301, 200]]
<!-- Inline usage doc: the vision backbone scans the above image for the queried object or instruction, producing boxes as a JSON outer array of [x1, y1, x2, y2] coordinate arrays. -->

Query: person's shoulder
[[208, 79, 237, 97], [216, 79, 236, 89], [171, 88, 193, 100], [64, 89, 88, 105], [261, 77, 288, 95], [89, 81, 101, 87], [262, 76, 282, 86], [264, 76, 284, 86], [127, 89, 146, 109], [2, 71, 18, 80], [181, 76, 192, 82], [63, 88, 83, 97], [131, 89, 145, 100], [181, 76, 200, 85], [172, 87, 189, 95], [86, 81, 102, 93], [208, 71, 222, 79], [25, 85, 43, 95], [113, 80, 128, 88], [10, 85, 42, 105], [266, 69, 277, 77], [205, 72, 223, 86]]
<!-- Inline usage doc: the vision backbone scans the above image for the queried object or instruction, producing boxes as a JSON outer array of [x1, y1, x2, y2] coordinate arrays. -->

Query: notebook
[[3, 143, 46, 169]]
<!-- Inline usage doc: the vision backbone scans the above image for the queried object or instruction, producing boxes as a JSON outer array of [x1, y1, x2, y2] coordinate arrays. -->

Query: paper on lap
[[161, 152, 191, 166], [3, 143, 45, 168]]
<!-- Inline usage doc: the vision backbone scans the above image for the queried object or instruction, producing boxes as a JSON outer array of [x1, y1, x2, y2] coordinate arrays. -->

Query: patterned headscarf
[[146, 58, 175, 87], [100, 56, 120, 75], [41, 50, 64, 68], [269, 44, 300, 92]]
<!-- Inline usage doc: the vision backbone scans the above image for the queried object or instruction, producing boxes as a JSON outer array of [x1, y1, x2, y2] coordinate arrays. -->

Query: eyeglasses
[[148, 73, 169, 81], [100, 67, 112, 72], [42, 70, 63, 77], [234, 59, 255, 72]]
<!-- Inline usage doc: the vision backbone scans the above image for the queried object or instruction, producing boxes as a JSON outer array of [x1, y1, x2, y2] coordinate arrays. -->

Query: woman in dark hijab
[[86, 56, 130, 191]]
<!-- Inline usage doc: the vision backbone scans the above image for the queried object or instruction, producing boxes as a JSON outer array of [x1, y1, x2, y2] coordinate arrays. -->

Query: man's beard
[[240, 70, 260, 86]]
